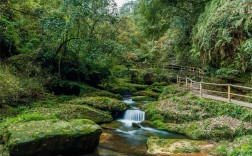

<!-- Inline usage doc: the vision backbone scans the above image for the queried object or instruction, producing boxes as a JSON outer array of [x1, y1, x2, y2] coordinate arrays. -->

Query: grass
[[143, 84, 252, 155]]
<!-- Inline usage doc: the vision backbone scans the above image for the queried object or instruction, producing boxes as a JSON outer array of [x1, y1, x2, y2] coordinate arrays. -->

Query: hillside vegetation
[[0, 0, 251, 155]]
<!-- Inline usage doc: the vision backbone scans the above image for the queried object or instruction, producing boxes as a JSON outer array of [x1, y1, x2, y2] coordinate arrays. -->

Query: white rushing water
[[124, 110, 145, 121], [118, 109, 145, 126], [123, 98, 135, 104]]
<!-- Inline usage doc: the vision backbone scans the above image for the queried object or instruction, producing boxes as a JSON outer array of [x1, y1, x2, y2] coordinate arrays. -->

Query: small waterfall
[[123, 110, 145, 122], [123, 98, 135, 104], [118, 109, 145, 126]]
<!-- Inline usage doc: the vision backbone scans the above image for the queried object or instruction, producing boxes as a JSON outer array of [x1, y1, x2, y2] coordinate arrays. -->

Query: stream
[[87, 97, 185, 156]]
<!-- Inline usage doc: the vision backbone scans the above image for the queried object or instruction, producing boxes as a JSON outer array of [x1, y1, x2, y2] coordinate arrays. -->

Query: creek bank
[[29, 104, 113, 123], [131, 96, 157, 102], [142, 84, 252, 155], [147, 137, 215, 155], [69, 96, 129, 118], [3, 119, 102, 156], [145, 116, 252, 141]]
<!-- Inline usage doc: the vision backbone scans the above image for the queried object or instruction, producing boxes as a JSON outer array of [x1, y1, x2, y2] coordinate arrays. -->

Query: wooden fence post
[[190, 80, 193, 92], [186, 77, 188, 88], [200, 82, 202, 97], [228, 85, 231, 102]]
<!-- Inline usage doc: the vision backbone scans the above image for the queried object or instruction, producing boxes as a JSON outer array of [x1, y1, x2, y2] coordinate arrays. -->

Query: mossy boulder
[[69, 97, 129, 112], [103, 82, 147, 95], [134, 90, 160, 99], [132, 96, 157, 102], [147, 137, 213, 155], [83, 91, 123, 100], [29, 104, 113, 124], [151, 116, 252, 141], [0, 105, 111, 144], [142, 99, 204, 123], [3, 119, 102, 156], [100, 121, 123, 130]]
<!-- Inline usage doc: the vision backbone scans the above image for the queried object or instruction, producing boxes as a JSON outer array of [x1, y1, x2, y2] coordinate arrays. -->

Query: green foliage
[[229, 135, 252, 156], [215, 145, 228, 156], [0, 66, 44, 106], [192, 0, 252, 72], [159, 85, 187, 100]]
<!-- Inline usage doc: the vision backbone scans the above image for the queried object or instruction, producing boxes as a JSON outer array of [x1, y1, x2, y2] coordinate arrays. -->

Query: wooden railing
[[167, 64, 205, 76], [132, 63, 206, 76], [177, 75, 252, 103]]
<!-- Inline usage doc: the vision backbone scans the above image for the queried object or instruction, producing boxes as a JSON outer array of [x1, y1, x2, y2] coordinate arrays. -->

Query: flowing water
[[87, 97, 185, 156]]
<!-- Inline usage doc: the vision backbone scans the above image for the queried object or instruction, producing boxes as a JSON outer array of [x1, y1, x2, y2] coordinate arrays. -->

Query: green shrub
[[159, 85, 187, 100], [0, 67, 44, 106], [215, 145, 228, 156]]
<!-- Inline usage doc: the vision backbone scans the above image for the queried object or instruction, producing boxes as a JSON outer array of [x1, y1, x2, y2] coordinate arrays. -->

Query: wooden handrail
[[177, 75, 252, 104], [167, 64, 205, 75]]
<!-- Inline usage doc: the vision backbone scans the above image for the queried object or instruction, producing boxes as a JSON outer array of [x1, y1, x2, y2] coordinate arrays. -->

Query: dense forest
[[0, 0, 251, 156]]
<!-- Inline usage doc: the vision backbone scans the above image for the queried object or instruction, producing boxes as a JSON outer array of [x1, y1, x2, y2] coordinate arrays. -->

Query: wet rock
[[101, 121, 123, 130], [3, 119, 102, 156], [99, 133, 113, 143], [140, 120, 154, 127], [200, 113, 211, 119], [132, 122, 141, 128]]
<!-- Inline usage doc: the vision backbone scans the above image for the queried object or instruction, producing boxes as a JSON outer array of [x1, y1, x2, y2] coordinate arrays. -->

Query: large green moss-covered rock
[[29, 104, 113, 123], [69, 96, 129, 112], [83, 91, 123, 100], [150, 116, 252, 141], [3, 119, 102, 156], [132, 96, 157, 102], [134, 90, 160, 99]]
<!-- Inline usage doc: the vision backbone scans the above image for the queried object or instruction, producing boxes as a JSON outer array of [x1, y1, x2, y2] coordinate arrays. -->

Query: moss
[[142, 99, 203, 123], [151, 116, 252, 141], [159, 85, 187, 100], [32, 95, 77, 108], [215, 145, 228, 156], [0, 104, 112, 143], [46, 80, 82, 96], [229, 135, 252, 156], [0, 113, 58, 143], [69, 96, 129, 112], [147, 137, 210, 155], [29, 104, 113, 123], [101, 79, 148, 95], [132, 96, 157, 101], [143, 85, 252, 124], [100, 121, 123, 129], [134, 90, 160, 98], [0, 66, 44, 107], [83, 91, 123, 100], [3, 119, 102, 155]]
